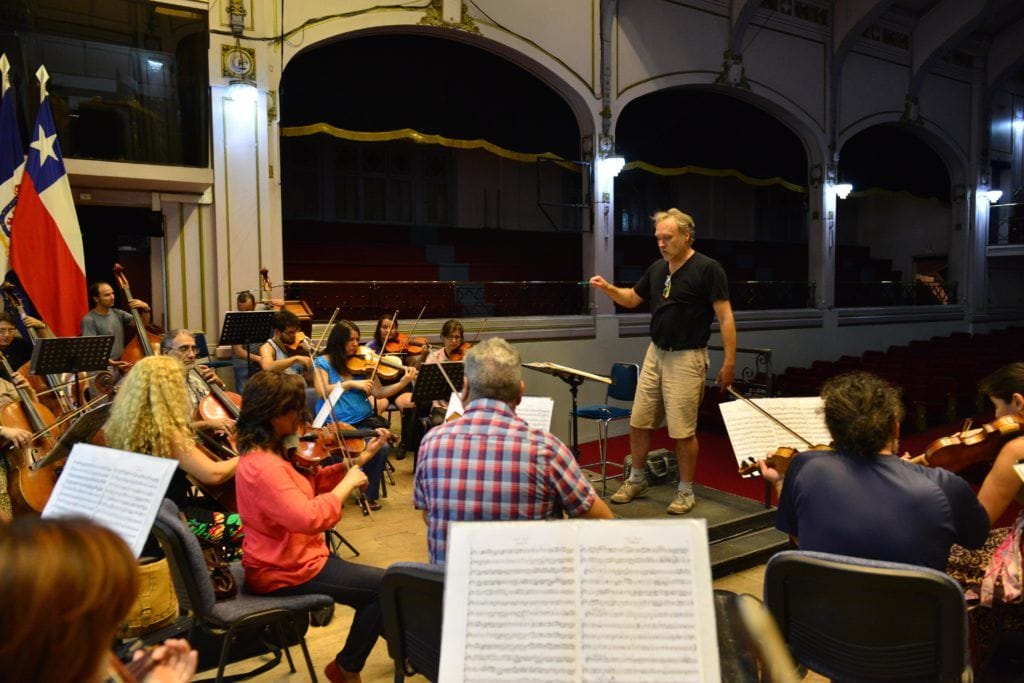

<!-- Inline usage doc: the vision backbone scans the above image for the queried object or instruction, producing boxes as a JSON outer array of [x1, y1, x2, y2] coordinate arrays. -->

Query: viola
[[737, 444, 832, 477], [286, 423, 373, 471], [910, 414, 1024, 473], [385, 332, 428, 356], [0, 350, 60, 514], [112, 264, 162, 366]]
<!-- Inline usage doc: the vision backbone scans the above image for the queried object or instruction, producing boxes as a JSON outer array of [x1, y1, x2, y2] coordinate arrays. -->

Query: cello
[[0, 349, 61, 514], [112, 264, 162, 366]]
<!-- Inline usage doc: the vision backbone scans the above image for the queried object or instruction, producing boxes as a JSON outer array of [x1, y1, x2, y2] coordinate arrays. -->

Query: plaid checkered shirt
[[413, 397, 599, 564]]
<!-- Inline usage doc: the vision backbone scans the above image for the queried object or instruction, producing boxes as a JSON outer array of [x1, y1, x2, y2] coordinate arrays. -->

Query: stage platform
[[602, 480, 790, 578]]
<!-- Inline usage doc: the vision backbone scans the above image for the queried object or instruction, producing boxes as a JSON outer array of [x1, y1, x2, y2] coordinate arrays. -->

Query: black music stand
[[410, 362, 465, 407], [522, 362, 611, 459], [30, 401, 112, 472], [30, 336, 114, 408], [218, 311, 275, 378]]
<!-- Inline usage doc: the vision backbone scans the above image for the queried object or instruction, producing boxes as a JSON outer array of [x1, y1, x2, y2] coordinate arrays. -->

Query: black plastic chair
[[764, 550, 972, 682], [571, 362, 639, 495], [381, 561, 444, 683], [152, 499, 334, 683]]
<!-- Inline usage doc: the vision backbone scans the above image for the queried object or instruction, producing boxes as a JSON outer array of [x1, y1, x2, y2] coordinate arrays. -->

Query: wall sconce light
[[834, 182, 853, 199], [984, 189, 1003, 204], [1013, 111, 1024, 134], [598, 156, 626, 178]]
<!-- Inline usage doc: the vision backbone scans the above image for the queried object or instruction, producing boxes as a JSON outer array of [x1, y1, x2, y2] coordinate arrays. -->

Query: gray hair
[[464, 337, 521, 404], [652, 208, 695, 240], [160, 328, 193, 354]]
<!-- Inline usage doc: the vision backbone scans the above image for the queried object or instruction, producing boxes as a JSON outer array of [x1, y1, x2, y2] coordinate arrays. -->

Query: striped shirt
[[413, 398, 598, 564]]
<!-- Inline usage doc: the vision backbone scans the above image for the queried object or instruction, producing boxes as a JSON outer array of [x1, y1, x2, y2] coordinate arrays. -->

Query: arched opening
[[614, 88, 810, 309], [836, 125, 953, 307], [278, 34, 586, 320]]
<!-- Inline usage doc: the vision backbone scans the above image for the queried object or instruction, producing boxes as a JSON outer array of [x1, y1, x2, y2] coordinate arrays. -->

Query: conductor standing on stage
[[590, 208, 736, 515]]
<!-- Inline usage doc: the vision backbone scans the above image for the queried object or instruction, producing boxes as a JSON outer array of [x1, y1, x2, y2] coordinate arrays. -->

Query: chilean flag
[[9, 66, 87, 337], [0, 54, 24, 277]]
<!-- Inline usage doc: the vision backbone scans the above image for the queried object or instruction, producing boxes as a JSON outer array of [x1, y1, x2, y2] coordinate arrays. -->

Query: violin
[[909, 415, 1024, 473], [112, 264, 162, 366], [449, 318, 488, 362], [0, 350, 60, 514], [286, 424, 376, 471], [345, 347, 401, 381], [385, 332, 428, 356]]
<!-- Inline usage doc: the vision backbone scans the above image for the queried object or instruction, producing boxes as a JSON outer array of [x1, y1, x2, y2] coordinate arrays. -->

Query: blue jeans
[[267, 556, 384, 671]]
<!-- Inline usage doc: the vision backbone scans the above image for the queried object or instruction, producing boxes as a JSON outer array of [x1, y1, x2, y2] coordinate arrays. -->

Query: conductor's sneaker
[[667, 490, 696, 515], [610, 479, 648, 503]]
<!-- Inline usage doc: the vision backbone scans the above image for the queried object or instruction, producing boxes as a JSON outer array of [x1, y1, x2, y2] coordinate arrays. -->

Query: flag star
[[30, 125, 58, 166]]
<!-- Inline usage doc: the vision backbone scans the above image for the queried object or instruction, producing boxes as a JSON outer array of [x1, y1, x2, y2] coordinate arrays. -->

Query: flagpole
[[0, 55, 10, 97], [35, 65, 48, 102]]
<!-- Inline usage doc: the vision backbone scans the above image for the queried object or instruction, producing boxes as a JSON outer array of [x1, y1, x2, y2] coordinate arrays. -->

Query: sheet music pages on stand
[[42, 443, 177, 558], [719, 396, 832, 472], [440, 519, 720, 682], [443, 394, 555, 431]]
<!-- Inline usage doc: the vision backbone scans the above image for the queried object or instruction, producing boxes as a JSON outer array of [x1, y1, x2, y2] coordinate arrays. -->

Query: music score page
[[719, 396, 831, 470], [440, 518, 719, 682]]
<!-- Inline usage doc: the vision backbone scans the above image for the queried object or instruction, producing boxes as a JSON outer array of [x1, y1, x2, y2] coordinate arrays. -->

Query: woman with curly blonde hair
[[106, 355, 241, 557]]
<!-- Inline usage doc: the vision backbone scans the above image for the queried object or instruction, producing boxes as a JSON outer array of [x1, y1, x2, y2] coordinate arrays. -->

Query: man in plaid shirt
[[413, 337, 613, 564]]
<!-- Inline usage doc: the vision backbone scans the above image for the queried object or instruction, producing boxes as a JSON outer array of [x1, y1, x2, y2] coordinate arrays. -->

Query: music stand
[[411, 362, 465, 407], [522, 362, 611, 459], [30, 336, 114, 408], [31, 401, 112, 472], [218, 311, 275, 378]]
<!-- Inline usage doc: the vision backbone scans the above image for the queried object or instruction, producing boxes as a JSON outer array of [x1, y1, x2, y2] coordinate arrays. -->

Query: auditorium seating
[[771, 326, 1024, 433]]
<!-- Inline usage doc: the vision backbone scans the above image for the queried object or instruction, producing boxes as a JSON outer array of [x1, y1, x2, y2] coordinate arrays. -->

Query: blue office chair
[[193, 331, 233, 369], [570, 362, 639, 495]]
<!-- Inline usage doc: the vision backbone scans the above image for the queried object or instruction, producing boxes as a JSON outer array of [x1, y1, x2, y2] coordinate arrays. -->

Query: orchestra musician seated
[[424, 319, 464, 365], [759, 371, 989, 571], [105, 355, 242, 558], [80, 281, 150, 372], [0, 310, 50, 370], [311, 321, 401, 511], [231, 291, 279, 392], [0, 369, 41, 519], [258, 310, 312, 386], [414, 337, 613, 564], [161, 329, 234, 435], [0, 515, 197, 683], [946, 362, 1024, 670], [234, 370, 387, 683]]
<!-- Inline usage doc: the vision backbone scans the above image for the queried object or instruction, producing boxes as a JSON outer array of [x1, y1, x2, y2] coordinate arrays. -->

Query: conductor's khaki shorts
[[629, 344, 709, 439]]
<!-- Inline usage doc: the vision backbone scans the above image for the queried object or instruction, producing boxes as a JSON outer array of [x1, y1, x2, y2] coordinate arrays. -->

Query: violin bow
[[368, 309, 400, 385], [397, 305, 427, 355], [308, 309, 374, 519], [470, 317, 488, 345], [726, 386, 814, 448]]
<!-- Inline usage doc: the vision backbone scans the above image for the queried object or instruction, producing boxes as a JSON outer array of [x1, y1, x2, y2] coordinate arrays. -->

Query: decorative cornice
[[419, 0, 480, 34]]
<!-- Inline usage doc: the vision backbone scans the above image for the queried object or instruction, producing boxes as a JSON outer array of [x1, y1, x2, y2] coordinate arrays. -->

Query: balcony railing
[[835, 281, 957, 307]]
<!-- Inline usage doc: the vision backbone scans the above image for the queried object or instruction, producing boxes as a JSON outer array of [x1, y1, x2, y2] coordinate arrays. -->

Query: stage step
[[605, 481, 788, 577], [710, 527, 790, 578]]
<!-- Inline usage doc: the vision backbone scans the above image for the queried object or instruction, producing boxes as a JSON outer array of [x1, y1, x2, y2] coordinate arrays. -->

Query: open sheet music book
[[522, 361, 612, 384], [441, 519, 720, 682], [719, 396, 831, 474], [42, 443, 177, 558]]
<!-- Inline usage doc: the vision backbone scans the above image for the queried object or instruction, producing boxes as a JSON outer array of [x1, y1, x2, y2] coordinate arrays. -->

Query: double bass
[[112, 264, 162, 366]]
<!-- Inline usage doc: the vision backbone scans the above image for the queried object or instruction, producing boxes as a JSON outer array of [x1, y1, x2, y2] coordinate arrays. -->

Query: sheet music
[[42, 443, 177, 558], [445, 391, 465, 421], [441, 519, 719, 682], [313, 385, 343, 428], [516, 396, 554, 431], [719, 396, 831, 470], [523, 361, 612, 384]]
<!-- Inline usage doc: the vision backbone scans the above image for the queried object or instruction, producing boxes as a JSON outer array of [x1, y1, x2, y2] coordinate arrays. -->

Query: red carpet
[[578, 419, 1019, 523]]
